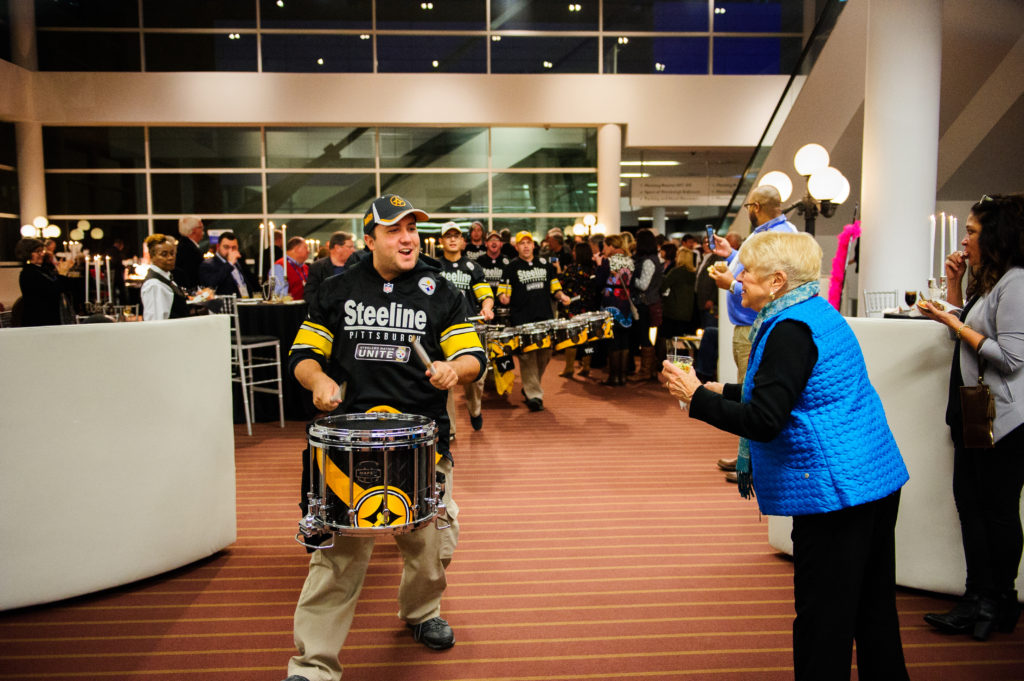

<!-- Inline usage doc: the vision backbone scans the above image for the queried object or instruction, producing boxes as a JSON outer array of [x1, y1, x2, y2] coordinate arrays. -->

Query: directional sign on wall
[[630, 177, 737, 207]]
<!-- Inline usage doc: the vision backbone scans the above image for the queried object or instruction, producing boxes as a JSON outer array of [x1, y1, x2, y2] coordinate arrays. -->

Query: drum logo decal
[[354, 461, 383, 486], [354, 487, 412, 528], [418, 277, 436, 295]]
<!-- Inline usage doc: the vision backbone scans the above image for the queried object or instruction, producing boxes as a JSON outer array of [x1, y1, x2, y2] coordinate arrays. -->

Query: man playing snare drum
[[497, 231, 571, 411], [437, 222, 494, 432], [282, 195, 487, 681]]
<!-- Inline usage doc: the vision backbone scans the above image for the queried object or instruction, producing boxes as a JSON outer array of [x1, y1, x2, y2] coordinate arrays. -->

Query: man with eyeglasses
[[707, 184, 797, 479]]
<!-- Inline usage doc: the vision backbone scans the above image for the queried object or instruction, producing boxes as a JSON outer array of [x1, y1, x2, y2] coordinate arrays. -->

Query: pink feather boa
[[828, 221, 861, 310]]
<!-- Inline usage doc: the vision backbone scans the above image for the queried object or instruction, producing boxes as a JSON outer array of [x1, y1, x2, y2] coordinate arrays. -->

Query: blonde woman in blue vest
[[662, 230, 910, 681]]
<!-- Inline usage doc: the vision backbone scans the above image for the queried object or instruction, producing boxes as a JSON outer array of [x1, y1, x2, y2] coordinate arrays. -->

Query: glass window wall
[[604, 0, 709, 32], [36, 32, 141, 71], [379, 128, 489, 169], [45, 173, 147, 214], [266, 173, 377, 214], [377, 0, 486, 30], [144, 33, 258, 71], [376, 35, 486, 73], [141, 0, 256, 29], [149, 128, 261, 169], [603, 36, 708, 74], [266, 128, 376, 169], [712, 36, 801, 74], [262, 34, 374, 73], [26, 125, 595, 260], [258, 0, 371, 29], [31, 0, 806, 75], [491, 37, 597, 74]]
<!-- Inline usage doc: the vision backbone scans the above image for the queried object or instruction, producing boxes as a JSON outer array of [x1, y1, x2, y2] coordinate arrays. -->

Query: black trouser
[[954, 422, 1024, 596], [791, 491, 909, 681]]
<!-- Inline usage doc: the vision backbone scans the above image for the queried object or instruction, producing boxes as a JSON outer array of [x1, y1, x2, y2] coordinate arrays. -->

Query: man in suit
[[304, 231, 355, 303], [199, 231, 256, 297], [173, 215, 205, 291]]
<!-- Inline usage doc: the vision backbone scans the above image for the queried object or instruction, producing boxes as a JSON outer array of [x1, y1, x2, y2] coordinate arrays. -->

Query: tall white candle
[[105, 255, 112, 302], [268, 221, 275, 282], [258, 223, 265, 281], [94, 256, 101, 302], [950, 216, 957, 255], [940, 212, 946, 268], [282, 224, 288, 295], [83, 253, 89, 304], [929, 214, 936, 280]]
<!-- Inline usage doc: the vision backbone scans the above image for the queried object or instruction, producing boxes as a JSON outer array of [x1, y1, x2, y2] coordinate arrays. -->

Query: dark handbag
[[959, 364, 995, 449]]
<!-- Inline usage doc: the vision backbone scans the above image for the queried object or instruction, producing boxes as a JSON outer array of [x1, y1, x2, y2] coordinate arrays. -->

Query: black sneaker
[[282, 676, 310, 681], [408, 616, 455, 650], [525, 397, 544, 412], [470, 413, 483, 430]]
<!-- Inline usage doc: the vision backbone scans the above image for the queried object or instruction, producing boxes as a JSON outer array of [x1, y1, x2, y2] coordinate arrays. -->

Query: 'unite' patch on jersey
[[354, 343, 411, 363]]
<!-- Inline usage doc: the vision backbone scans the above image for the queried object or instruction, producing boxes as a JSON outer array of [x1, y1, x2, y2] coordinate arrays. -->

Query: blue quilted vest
[[744, 296, 908, 516]]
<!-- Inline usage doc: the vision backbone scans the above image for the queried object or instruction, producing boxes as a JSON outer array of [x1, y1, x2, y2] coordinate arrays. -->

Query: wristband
[[956, 323, 970, 339]]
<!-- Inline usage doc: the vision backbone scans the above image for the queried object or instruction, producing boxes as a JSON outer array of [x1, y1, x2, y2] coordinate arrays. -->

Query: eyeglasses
[[979, 194, 994, 203]]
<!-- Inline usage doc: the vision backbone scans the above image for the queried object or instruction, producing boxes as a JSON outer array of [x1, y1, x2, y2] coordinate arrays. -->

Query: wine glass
[[904, 290, 918, 308], [665, 337, 694, 410]]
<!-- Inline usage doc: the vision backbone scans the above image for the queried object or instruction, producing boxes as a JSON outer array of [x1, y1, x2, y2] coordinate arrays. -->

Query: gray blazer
[[961, 266, 1024, 442]]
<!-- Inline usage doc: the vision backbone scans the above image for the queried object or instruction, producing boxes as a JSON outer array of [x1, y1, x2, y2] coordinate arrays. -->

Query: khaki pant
[[732, 325, 752, 383], [447, 375, 484, 429], [517, 346, 551, 401], [287, 458, 459, 681]]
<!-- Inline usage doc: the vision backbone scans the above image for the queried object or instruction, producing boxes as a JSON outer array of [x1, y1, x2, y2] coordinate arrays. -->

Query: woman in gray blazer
[[919, 193, 1024, 641]]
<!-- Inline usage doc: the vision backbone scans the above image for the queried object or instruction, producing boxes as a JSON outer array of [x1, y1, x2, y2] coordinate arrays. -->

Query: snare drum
[[298, 413, 439, 543], [517, 321, 552, 353], [551, 318, 587, 350], [493, 307, 511, 327]]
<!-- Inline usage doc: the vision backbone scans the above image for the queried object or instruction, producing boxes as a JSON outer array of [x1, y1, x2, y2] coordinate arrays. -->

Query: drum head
[[309, 412, 436, 448]]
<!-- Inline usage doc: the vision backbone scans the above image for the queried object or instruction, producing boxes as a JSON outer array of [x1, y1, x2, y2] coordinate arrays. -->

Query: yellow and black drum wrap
[[551, 318, 587, 350], [517, 321, 552, 353], [307, 412, 437, 536]]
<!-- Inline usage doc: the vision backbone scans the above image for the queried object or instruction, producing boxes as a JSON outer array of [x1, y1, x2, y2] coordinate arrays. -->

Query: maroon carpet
[[1, 356, 1022, 680]]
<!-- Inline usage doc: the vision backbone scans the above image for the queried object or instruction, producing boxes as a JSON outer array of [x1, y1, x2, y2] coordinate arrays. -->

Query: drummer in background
[[437, 222, 495, 432], [282, 194, 487, 681], [463, 220, 487, 261], [479, 230, 512, 324], [497, 231, 572, 411]]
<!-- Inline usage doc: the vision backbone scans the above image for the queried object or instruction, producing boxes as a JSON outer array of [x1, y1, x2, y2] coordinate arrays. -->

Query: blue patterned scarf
[[735, 281, 820, 499]]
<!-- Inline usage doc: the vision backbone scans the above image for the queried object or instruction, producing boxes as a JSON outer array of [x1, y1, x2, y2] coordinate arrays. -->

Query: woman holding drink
[[918, 193, 1024, 641], [662, 231, 910, 680]]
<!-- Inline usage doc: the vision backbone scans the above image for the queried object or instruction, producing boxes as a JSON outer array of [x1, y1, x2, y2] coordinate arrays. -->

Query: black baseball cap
[[363, 195, 430, 235]]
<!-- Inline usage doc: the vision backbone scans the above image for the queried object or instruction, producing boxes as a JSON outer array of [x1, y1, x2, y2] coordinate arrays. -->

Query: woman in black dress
[[16, 237, 74, 326]]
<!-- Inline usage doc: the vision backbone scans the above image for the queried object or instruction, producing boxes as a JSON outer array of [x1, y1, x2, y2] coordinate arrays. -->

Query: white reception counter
[[767, 316, 1024, 595], [0, 316, 237, 610]]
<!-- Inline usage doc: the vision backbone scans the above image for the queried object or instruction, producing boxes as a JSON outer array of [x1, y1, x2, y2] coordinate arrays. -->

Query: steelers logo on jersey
[[419, 276, 436, 295]]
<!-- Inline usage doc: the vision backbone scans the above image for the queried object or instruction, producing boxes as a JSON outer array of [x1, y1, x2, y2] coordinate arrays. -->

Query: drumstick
[[466, 315, 484, 322], [330, 382, 346, 404], [409, 335, 434, 376]]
